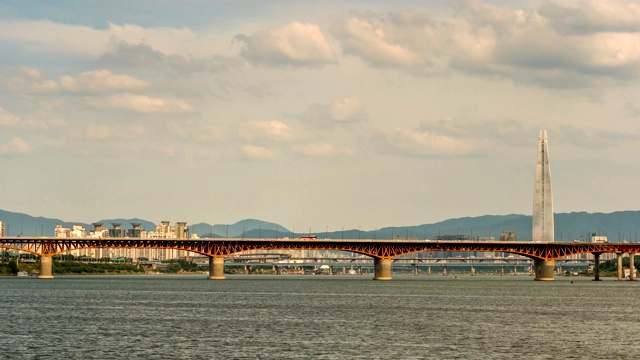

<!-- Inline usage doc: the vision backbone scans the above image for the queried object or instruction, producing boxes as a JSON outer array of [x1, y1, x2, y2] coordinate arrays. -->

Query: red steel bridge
[[2, 237, 639, 281]]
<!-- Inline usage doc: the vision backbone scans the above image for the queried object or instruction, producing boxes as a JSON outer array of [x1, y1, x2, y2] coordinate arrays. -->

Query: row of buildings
[[54, 221, 197, 261]]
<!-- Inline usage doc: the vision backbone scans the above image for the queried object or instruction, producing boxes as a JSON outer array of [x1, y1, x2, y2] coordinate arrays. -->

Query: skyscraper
[[532, 130, 554, 242], [532, 130, 555, 280]]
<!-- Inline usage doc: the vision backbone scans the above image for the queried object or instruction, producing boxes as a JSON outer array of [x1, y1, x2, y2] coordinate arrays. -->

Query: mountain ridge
[[1, 209, 639, 242]]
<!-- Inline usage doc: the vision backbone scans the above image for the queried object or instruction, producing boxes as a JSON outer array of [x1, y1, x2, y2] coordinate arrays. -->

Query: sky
[[1, 0, 639, 230]]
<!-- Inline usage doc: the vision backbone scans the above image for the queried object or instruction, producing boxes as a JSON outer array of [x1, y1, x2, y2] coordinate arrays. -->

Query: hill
[[1, 208, 639, 242]]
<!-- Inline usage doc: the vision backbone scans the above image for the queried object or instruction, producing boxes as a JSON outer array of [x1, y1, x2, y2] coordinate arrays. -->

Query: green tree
[[8, 259, 19, 274]]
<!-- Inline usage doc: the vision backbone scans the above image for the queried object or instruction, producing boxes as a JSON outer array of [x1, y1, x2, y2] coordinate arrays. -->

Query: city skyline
[[1, 1, 640, 229]]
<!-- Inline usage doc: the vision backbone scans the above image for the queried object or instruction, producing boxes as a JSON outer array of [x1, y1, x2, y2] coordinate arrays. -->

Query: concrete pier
[[373, 258, 392, 280], [442, 265, 448, 276], [593, 254, 601, 281], [243, 265, 249, 275], [427, 266, 431, 275], [357, 266, 362, 275], [38, 256, 54, 279], [500, 265, 505, 276], [630, 253, 636, 281], [414, 266, 419, 276], [557, 266, 563, 276], [534, 259, 555, 281], [617, 253, 623, 281], [208, 257, 225, 280], [470, 266, 476, 276]]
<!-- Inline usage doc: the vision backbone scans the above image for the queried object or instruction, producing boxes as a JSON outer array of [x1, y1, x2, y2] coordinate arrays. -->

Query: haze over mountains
[[2, 209, 639, 242]]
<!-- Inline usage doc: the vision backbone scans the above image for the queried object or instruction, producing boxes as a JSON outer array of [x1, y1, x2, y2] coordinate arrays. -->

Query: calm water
[[1, 274, 639, 359]]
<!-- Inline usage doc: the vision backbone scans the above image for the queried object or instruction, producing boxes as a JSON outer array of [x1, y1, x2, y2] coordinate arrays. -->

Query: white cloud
[[300, 96, 368, 129], [59, 70, 150, 93], [86, 93, 194, 114], [85, 123, 147, 140], [329, 96, 367, 122], [0, 20, 198, 58], [334, 2, 640, 86], [242, 144, 276, 160], [372, 126, 477, 158], [292, 142, 354, 157], [0, 137, 31, 155], [0, 108, 20, 127], [235, 22, 336, 66], [166, 121, 225, 142], [339, 17, 423, 67], [239, 120, 296, 142], [4, 67, 58, 94]]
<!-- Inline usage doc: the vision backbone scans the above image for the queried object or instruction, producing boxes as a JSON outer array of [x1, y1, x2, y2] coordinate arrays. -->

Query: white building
[[0, 220, 5, 237]]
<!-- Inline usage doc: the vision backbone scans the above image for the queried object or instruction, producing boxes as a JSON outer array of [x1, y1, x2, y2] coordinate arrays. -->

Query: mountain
[[1, 208, 639, 242]]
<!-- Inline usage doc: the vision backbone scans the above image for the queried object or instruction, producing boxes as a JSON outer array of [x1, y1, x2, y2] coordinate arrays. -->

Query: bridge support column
[[557, 266, 563, 276], [471, 266, 476, 276], [500, 265, 505, 276], [414, 266, 419, 276], [38, 256, 54, 279], [243, 265, 249, 275], [373, 258, 392, 280], [427, 266, 431, 275], [357, 266, 362, 275], [534, 260, 555, 281], [617, 253, 623, 281], [442, 266, 447, 276], [593, 253, 601, 281], [630, 253, 636, 281], [208, 257, 225, 280]]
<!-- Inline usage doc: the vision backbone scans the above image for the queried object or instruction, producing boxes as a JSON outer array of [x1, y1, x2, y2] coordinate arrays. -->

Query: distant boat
[[16, 271, 29, 276]]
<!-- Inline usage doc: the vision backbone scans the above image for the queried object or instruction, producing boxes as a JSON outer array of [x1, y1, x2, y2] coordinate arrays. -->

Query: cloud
[[85, 123, 147, 140], [556, 124, 638, 149], [0, 108, 20, 127], [538, 0, 640, 35], [0, 20, 198, 58], [242, 144, 276, 160], [334, 2, 640, 86], [0, 137, 31, 155], [59, 70, 150, 93], [4, 67, 58, 94], [338, 17, 423, 67], [300, 96, 367, 128], [86, 93, 194, 114], [372, 126, 477, 158], [238, 120, 296, 142], [235, 22, 336, 66], [166, 121, 225, 142], [292, 142, 354, 157], [99, 40, 241, 74]]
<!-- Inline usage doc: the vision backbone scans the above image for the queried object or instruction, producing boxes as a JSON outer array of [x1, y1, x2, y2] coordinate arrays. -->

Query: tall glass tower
[[532, 130, 554, 242]]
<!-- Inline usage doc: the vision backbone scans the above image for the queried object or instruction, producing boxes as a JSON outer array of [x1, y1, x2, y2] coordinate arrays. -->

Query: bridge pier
[[414, 266, 419, 276], [593, 254, 601, 281], [617, 253, 623, 281], [357, 266, 362, 275], [373, 258, 392, 280], [208, 257, 225, 280], [427, 266, 431, 275], [500, 265, 505, 276], [243, 265, 249, 275], [630, 253, 636, 281], [38, 256, 54, 279], [442, 265, 447, 276], [534, 259, 555, 281], [470, 266, 476, 276]]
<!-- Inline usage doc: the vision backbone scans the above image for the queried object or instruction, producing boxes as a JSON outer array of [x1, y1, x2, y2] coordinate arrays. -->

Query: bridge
[[1, 237, 638, 281]]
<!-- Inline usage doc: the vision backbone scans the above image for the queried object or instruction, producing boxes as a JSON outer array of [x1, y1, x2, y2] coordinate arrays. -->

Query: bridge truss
[[1, 237, 639, 261]]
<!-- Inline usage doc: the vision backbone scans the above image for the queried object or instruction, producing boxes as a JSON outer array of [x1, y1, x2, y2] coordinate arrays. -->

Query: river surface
[[1, 274, 639, 359]]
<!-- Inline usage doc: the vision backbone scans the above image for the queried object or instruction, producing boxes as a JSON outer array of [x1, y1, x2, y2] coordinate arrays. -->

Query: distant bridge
[[1, 237, 637, 281]]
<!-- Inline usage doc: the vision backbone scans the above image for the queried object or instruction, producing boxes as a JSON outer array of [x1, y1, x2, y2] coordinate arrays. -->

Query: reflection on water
[[1, 275, 638, 359]]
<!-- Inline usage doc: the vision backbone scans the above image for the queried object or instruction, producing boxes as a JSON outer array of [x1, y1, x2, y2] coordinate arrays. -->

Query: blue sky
[[1, 0, 639, 230]]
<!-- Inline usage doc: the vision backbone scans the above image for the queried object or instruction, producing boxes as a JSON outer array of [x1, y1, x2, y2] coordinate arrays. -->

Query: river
[[1, 274, 639, 359]]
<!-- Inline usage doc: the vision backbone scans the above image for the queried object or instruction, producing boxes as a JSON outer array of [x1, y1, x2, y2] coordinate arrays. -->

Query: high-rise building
[[532, 130, 554, 242], [0, 220, 5, 237]]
